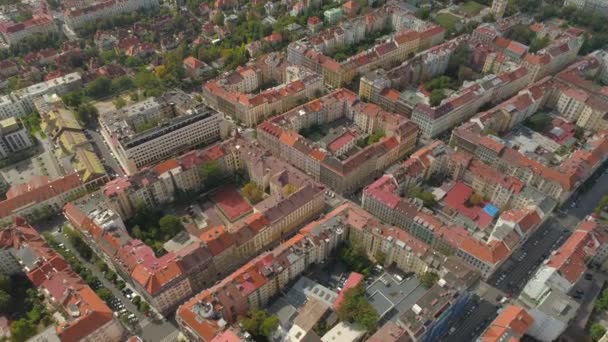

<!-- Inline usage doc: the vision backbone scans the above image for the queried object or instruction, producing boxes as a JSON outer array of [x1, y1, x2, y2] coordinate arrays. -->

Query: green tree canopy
[[10, 319, 36, 342], [158, 215, 185, 238], [337, 285, 378, 331], [590, 322, 606, 341], [241, 308, 279, 340], [96, 288, 113, 302], [420, 271, 439, 288], [242, 182, 264, 204], [75, 103, 99, 128]]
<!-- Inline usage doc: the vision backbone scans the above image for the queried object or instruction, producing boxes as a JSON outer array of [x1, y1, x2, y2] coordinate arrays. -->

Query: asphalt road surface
[[86, 129, 125, 177], [48, 225, 179, 341], [488, 165, 608, 296], [440, 296, 498, 342], [488, 216, 568, 295]]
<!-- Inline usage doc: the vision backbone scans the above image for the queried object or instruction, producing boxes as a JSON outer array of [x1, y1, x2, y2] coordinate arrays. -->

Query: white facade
[[105, 111, 225, 174]]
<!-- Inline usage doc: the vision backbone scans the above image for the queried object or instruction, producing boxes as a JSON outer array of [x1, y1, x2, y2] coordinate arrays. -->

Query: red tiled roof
[[546, 220, 598, 284], [199, 226, 236, 256], [333, 272, 363, 311], [0, 173, 82, 218], [480, 305, 533, 342], [211, 186, 253, 221]]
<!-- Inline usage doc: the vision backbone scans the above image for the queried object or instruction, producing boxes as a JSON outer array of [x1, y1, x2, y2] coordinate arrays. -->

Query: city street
[[439, 296, 498, 342], [488, 216, 568, 295], [48, 227, 179, 341], [487, 163, 608, 296], [86, 128, 125, 177]]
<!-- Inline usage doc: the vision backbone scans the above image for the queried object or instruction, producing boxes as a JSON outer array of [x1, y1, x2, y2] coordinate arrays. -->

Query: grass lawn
[[434, 13, 461, 31], [460, 1, 484, 16]]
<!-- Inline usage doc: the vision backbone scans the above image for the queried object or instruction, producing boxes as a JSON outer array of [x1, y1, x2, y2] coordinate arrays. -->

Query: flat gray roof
[[366, 273, 425, 321]]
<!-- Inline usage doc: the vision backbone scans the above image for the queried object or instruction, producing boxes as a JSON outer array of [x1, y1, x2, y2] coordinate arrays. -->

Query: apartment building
[[40, 105, 109, 188], [203, 68, 323, 127], [451, 115, 608, 204], [0, 173, 85, 223], [64, 0, 160, 30], [348, 210, 437, 275], [361, 151, 547, 279], [100, 90, 226, 174], [516, 221, 597, 342], [102, 141, 241, 219], [0, 218, 124, 341], [522, 33, 583, 82], [287, 24, 444, 88], [0, 73, 82, 119], [359, 36, 469, 116], [411, 67, 530, 140], [176, 203, 355, 341], [286, 4, 445, 86], [257, 89, 418, 194], [399, 271, 473, 341], [64, 199, 207, 314], [553, 56, 608, 131], [0, 14, 57, 45], [478, 305, 534, 342], [0, 117, 34, 157]]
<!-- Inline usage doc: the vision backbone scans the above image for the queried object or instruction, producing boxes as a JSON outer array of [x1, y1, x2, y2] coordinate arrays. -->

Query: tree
[[529, 36, 550, 53], [242, 182, 264, 204], [213, 12, 225, 26], [420, 271, 439, 288], [447, 44, 471, 78], [96, 288, 113, 302], [0, 290, 10, 312], [113, 97, 127, 109], [590, 322, 606, 341], [467, 193, 484, 206], [259, 314, 279, 337], [416, 7, 430, 20], [429, 89, 446, 107], [10, 319, 35, 342], [574, 126, 585, 140], [139, 301, 151, 313], [132, 296, 141, 306], [507, 24, 535, 45], [340, 244, 372, 276], [241, 309, 279, 340], [409, 186, 436, 207], [76, 103, 99, 127], [199, 160, 224, 186], [96, 259, 109, 273], [158, 215, 184, 237], [85, 76, 112, 98], [337, 285, 378, 331], [526, 112, 551, 131]]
